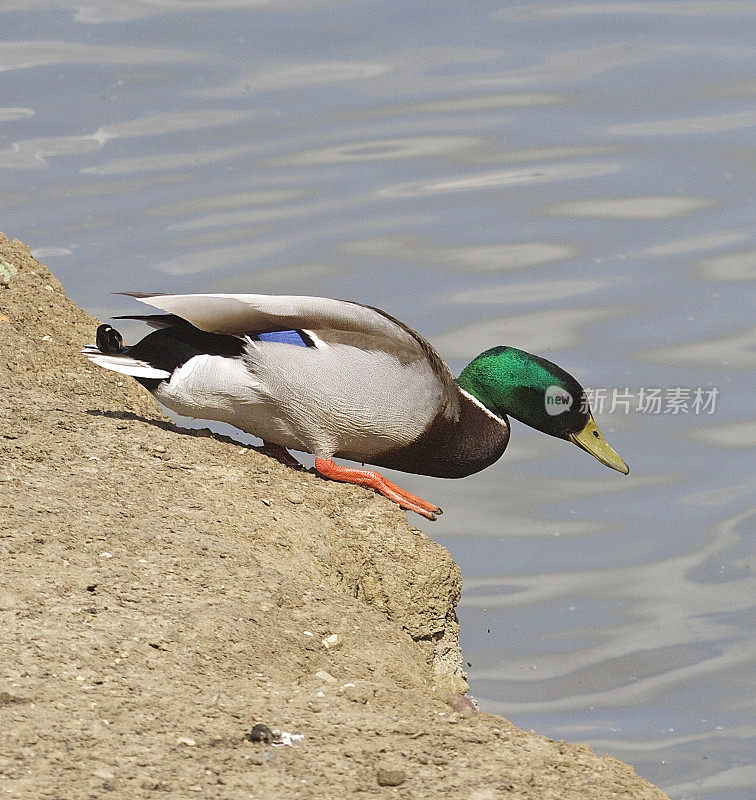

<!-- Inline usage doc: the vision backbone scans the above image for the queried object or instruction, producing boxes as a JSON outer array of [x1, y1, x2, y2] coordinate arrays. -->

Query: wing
[[126, 293, 421, 345], [125, 292, 460, 419]]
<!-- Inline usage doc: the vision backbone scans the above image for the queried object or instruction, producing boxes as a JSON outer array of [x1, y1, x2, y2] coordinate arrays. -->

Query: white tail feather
[[81, 348, 171, 380]]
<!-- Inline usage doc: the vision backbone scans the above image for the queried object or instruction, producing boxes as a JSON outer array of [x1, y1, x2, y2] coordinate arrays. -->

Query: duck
[[82, 292, 628, 520]]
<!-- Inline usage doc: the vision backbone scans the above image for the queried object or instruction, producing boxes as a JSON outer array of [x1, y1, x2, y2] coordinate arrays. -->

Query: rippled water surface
[[2, 2, 754, 796]]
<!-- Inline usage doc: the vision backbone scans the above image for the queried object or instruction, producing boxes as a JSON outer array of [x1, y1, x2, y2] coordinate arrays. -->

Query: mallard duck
[[83, 293, 628, 520]]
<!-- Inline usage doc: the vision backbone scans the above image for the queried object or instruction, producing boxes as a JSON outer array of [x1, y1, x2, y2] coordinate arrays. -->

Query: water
[[2, 2, 754, 796]]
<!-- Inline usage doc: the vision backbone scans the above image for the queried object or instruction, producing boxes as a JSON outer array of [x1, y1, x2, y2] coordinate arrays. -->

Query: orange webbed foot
[[314, 458, 442, 521]]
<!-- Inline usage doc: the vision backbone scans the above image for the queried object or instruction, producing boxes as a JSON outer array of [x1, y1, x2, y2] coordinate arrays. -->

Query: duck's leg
[[314, 458, 442, 521], [260, 441, 303, 469]]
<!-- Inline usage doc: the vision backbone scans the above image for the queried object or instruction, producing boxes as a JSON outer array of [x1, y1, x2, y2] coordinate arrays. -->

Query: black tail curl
[[96, 324, 123, 354]]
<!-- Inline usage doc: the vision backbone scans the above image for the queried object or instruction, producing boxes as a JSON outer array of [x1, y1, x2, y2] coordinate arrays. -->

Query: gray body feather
[[153, 340, 445, 460], [134, 293, 457, 460]]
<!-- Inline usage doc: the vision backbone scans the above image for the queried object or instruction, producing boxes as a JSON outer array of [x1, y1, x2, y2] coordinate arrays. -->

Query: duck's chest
[[368, 390, 510, 478]]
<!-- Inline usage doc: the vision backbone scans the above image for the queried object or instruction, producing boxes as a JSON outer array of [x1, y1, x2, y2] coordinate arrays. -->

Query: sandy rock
[[446, 694, 478, 717], [376, 765, 406, 786], [321, 633, 342, 650]]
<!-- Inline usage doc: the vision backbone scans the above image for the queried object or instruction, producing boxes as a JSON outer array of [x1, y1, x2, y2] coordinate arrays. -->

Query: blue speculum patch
[[255, 330, 309, 347]]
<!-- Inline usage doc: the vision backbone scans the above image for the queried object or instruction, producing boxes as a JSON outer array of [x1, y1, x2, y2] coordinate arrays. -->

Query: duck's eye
[[593, 430, 600, 438]]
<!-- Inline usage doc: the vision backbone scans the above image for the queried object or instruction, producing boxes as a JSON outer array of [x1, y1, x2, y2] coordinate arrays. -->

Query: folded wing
[[126, 292, 459, 418]]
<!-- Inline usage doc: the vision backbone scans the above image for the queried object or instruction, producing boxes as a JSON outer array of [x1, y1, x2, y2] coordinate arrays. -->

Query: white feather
[[300, 329, 330, 348], [82, 349, 171, 379], [459, 388, 507, 427]]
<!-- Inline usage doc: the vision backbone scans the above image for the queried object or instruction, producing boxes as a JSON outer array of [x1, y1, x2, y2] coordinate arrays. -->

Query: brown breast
[[366, 389, 510, 479]]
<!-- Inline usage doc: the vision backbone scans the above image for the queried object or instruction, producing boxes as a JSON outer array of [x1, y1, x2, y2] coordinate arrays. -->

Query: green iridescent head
[[458, 346, 628, 474]]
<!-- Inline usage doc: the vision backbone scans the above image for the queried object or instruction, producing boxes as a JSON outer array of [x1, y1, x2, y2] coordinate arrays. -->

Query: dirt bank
[[0, 232, 668, 799]]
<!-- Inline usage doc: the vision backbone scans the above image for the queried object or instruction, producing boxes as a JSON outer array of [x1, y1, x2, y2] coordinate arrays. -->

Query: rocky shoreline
[[0, 232, 668, 798]]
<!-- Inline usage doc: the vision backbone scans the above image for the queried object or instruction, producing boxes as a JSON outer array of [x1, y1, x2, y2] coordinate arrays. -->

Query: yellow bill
[[569, 415, 629, 474]]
